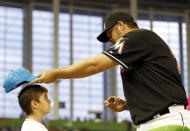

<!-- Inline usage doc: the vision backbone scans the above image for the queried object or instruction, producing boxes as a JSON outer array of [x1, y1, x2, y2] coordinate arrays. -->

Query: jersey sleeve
[[103, 35, 150, 70]]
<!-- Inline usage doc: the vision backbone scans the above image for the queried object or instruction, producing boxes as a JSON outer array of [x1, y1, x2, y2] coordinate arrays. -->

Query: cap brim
[[6, 81, 27, 93], [97, 28, 109, 43]]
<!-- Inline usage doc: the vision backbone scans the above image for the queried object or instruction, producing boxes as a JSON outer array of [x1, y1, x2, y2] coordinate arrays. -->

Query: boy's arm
[[30, 53, 118, 84]]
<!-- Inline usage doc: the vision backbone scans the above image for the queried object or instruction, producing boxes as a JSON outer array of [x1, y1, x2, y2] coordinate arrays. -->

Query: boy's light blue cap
[[3, 68, 38, 93]]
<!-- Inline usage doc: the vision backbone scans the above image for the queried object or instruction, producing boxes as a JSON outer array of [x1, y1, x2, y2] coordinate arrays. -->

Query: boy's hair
[[18, 84, 48, 115]]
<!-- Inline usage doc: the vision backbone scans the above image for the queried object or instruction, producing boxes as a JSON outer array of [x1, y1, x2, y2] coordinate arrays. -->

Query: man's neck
[[125, 27, 139, 34]]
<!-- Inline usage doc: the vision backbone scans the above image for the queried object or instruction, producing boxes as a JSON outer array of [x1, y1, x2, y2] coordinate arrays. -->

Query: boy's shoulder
[[21, 118, 48, 131]]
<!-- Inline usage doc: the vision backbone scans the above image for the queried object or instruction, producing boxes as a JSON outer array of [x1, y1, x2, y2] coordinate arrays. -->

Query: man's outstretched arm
[[30, 53, 118, 84]]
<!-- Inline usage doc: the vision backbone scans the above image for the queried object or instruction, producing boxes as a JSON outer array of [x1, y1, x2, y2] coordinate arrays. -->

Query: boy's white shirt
[[21, 118, 48, 131]]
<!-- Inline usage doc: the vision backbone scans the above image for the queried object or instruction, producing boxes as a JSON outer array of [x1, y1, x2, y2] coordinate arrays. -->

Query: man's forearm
[[54, 58, 101, 79], [52, 54, 117, 79]]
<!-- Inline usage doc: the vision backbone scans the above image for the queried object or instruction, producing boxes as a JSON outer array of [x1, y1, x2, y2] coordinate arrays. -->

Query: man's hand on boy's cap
[[30, 70, 57, 84], [29, 73, 43, 84]]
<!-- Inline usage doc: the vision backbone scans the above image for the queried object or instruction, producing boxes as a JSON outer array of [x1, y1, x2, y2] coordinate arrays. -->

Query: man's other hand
[[104, 96, 127, 112]]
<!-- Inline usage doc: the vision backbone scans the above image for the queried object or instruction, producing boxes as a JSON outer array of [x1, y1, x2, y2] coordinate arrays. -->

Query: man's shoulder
[[124, 29, 158, 41], [126, 29, 152, 35]]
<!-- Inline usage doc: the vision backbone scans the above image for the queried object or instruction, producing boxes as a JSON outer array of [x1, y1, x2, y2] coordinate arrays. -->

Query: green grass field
[[0, 118, 136, 131]]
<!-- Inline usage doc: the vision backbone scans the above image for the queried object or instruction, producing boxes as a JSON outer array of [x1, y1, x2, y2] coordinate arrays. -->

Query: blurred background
[[0, 0, 190, 130]]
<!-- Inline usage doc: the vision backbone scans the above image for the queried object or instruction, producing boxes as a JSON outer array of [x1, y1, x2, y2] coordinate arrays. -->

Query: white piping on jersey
[[103, 51, 130, 69]]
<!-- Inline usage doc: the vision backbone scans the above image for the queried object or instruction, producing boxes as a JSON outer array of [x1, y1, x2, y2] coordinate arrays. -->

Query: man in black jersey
[[30, 11, 190, 130]]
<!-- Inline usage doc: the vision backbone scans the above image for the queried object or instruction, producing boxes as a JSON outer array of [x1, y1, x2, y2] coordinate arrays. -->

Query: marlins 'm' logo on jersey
[[106, 37, 130, 71], [104, 37, 132, 71], [108, 37, 127, 55]]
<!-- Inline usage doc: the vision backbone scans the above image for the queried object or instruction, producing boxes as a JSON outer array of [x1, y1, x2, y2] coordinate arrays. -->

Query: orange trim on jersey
[[169, 48, 181, 73]]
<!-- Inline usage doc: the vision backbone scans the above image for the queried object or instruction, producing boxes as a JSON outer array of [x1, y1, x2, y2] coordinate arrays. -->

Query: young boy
[[18, 84, 51, 131]]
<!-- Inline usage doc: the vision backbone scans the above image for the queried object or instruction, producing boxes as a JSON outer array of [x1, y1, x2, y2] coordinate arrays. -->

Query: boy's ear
[[31, 100, 39, 109]]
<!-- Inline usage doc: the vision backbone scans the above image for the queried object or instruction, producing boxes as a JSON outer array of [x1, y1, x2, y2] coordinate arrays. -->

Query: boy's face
[[37, 92, 51, 115]]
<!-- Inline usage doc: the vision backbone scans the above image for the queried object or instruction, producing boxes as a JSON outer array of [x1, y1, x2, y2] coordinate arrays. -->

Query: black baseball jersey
[[103, 29, 187, 125]]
